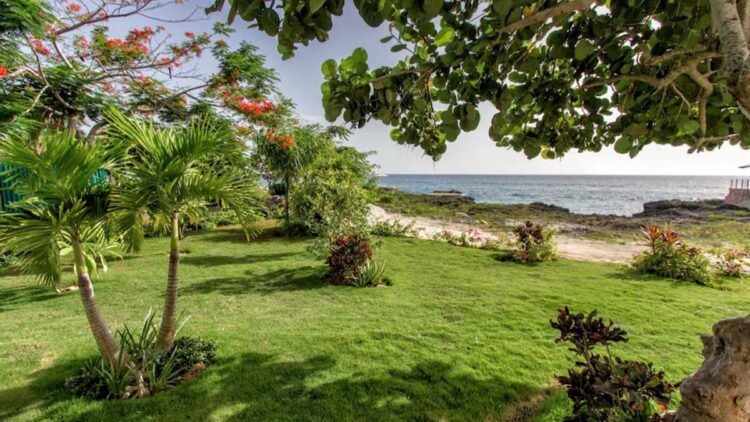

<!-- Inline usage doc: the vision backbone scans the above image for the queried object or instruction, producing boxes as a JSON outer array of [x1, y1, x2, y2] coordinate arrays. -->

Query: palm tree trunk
[[284, 174, 291, 222], [72, 232, 122, 366], [156, 212, 180, 353]]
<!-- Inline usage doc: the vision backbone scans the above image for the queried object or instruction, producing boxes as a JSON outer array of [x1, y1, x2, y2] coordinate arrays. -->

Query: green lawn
[[1, 226, 748, 421]]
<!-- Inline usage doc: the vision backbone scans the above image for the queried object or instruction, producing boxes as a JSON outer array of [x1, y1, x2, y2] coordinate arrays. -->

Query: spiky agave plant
[[0, 129, 127, 365]]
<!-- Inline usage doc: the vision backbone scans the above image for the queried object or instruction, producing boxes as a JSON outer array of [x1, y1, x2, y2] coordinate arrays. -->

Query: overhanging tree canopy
[[208, 0, 750, 160]]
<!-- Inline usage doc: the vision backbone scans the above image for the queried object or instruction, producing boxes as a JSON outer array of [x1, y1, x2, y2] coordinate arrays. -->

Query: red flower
[[66, 3, 82, 12], [31, 40, 50, 56], [0, 66, 7, 77], [185, 31, 195, 39]]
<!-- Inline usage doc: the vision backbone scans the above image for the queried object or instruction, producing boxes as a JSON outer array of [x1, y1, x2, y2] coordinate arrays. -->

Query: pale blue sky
[[109, 0, 747, 175]]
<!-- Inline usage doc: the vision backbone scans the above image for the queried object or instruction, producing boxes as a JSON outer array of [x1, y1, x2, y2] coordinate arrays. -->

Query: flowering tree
[[253, 123, 326, 222], [0, 0, 287, 141]]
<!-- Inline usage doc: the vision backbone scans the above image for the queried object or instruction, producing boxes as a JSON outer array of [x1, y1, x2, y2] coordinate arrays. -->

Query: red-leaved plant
[[324, 235, 372, 285], [552, 307, 674, 421]]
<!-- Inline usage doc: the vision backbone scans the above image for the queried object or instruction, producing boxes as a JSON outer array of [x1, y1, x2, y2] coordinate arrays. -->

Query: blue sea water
[[377, 174, 738, 216]]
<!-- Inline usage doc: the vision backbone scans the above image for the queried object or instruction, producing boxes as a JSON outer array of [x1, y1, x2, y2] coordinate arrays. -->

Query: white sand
[[369, 205, 645, 263]]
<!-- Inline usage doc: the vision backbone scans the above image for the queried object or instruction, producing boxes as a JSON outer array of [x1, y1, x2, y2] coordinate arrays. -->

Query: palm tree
[[0, 131, 126, 365], [106, 109, 264, 353]]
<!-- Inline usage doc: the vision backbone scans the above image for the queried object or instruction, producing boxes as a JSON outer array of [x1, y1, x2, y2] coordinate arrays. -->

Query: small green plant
[[371, 220, 420, 237], [65, 360, 110, 400], [552, 307, 674, 421], [633, 225, 714, 286], [512, 221, 557, 262], [325, 234, 373, 285], [431, 227, 496, 248], [714, 249, 745, 278], [65, 310, 215, 400], [350, 259, 389, 287]]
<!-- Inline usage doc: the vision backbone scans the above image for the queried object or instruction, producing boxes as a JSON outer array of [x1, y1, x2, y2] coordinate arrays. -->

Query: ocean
[[377, 174, 738, 216]]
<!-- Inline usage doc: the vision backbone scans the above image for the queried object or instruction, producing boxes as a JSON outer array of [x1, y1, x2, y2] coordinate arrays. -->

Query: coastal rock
[[634, 199, 750, 221], [528, 202, 570, 213]]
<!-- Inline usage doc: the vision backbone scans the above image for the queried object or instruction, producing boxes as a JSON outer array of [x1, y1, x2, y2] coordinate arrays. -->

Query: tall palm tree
[[0, 131, 126, 365], [106, 109, 264, 353]]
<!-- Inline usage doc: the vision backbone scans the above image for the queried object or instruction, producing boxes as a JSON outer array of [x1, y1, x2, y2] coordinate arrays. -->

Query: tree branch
[[500, 0, 597, 33], [685, 65, 715, 135]]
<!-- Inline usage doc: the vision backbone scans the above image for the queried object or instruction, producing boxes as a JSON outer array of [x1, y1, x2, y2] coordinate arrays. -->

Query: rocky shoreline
[[380, 187, 750, 223]]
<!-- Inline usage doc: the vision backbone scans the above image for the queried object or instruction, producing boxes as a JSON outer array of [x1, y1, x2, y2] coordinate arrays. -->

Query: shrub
[[551, 307, 674, 421], [325, 234, 373, 285], [512, 221, 557, 262], [432, 229, 470, 247], [66, 311, 216, 400], [350, 259, 390, 287], [371, 219, 420, 238], [632, 225, 714, 286], [65, 361, 110, 400], [431, 227, 499, 248], [170, 336, 216, 370], [714, 249, 745, 278]]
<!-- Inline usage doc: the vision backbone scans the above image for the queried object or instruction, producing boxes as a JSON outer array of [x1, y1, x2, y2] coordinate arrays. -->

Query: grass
[[1, 226, 749, 421]]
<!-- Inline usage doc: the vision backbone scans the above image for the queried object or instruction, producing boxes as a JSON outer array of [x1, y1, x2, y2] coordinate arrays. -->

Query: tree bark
[[670, 315, 750, 421], [710, 0, 750, 115], [155, 212, 180, 353], [72, 232, 122, 366], [284, 174, 291, 223]]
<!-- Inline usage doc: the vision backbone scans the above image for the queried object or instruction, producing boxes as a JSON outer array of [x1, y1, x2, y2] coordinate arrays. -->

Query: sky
[[112, 0, 748, 176]]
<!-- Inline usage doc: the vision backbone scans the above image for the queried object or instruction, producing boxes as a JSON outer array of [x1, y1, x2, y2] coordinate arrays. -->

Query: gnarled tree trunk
[[72, 233, 122, 366], [155, 212, 180, 353], [670, 315, 750, 421]]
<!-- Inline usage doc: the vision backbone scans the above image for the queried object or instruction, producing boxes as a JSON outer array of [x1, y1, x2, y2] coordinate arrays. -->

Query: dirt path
[[369, 205, 645, 263]]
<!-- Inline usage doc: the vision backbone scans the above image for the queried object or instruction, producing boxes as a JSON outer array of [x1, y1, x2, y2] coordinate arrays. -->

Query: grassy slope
[[1, 227, 748, 421]]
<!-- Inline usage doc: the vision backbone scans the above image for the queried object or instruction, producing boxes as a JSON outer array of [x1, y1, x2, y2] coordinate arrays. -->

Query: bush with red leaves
[[324, 235, 372, 285]]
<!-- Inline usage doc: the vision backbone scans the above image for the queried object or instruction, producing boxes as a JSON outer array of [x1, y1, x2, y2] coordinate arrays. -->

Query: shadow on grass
[[199, 226, 311, 245], [0, 284, 64, 312], [181, 265, 328, 295], [43, 353, 557, 421], [0, 356, 91, 420], [181, 252, 300, 267]]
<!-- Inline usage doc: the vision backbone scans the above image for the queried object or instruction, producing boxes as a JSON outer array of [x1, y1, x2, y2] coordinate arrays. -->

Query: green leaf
[[508, 71, 527, 83], [259, 8, 280, 36], [614, 138, 632, 154], [459, 104, 480, 131], [309, 0, 326, 14], [680, 120, 700, 134], [391, 44, 407, 52], [435, 27, 455, 47], [492, 0, 511, 20], [422, 0, 443, 17], [574, 39, 596, 61], [321, 59, 337, 79], [351, 47, 368, 64]]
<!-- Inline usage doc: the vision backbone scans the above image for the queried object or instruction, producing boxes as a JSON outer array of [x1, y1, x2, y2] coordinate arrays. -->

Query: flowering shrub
[[371, 220, 420, 238], [714, 249, 745, 278], [552, 307, 674, 421], [512, 221, 557, 262], [632, 225, 714, 286], [431, 227, 506, 250], [325, 235, 373, 285]]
